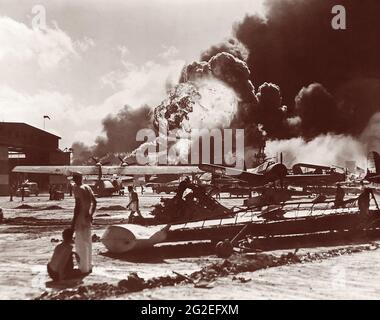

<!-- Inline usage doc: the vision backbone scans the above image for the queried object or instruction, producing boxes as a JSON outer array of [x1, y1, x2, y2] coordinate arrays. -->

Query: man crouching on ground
[[71, 171, 97, 274], [47, 228, 81, 281]]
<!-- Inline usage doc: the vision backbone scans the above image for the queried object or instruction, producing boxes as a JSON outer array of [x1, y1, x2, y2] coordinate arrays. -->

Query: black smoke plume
[[72, 105, 152, 164], [294, 83, 340, 139], [233, 0, 380, 137], [200, 37, 248, 63], [72, 0, 380, 166]]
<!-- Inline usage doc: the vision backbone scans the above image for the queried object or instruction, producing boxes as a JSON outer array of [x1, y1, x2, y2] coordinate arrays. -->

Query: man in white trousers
[[71, 172, 97, 274]]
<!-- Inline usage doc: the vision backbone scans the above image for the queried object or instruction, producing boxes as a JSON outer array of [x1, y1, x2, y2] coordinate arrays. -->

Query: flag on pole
[[43, 115, 50, 120]]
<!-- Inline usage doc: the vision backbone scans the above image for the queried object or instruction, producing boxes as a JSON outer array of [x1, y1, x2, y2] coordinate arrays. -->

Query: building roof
[[0, 122, 61, 139]]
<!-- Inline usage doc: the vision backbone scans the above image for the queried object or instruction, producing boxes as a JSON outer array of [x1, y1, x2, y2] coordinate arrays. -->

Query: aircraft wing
[[199, 164, 246, 176], [284, 173, 345, 185], [12, 166, 102, 176], [116, 165, 203, 175], [198, 164, 265, 186], [368, 174, 380, 182], [292, 163, 332, 171], [12, 165, 203, 176]]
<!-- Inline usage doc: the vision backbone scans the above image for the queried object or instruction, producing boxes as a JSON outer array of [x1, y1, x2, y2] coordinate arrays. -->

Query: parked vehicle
[[149, 182, 179, 194], [16, 182, 39, 197]]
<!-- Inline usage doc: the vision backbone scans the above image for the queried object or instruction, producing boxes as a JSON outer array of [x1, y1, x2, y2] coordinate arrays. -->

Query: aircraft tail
[[149, 224, 171, 243]]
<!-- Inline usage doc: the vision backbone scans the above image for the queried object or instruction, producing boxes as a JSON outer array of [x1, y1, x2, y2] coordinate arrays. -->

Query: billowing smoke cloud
[[200, 38, 249, 65], [294, 83, 340, 138], [233, 0, 380, 137], [256, 82, 287, 139], [96, 105, 152, 153], [72, 104, 152, 164], [360, 112, 380, 153], [178, 52, 268, 149], [72, 0, 380, 167], [181, 52, 256, 103], [71, 142, 94, 165], [266, 134, 367, 168]]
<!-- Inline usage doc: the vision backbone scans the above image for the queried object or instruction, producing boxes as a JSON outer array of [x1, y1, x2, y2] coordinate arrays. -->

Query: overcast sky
[[0, 0, 265, 147]]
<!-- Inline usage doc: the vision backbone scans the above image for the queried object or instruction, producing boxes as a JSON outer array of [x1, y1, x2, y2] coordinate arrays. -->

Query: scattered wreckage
[[101, 188, 380, 258]]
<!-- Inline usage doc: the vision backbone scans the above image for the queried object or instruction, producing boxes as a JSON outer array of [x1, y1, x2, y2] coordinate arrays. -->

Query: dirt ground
[[1, 190, 380, 300]]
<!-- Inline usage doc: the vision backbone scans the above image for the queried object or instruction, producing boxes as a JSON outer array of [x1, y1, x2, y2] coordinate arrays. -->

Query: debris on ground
[[14, 204, 63, 211], [92, 234, 101, 243], [35, 243, 380, 300], [14, 204, 34, 209], [118, 273, 145, 292], [215, 240, 233, 258], [151, 184, 230, 224], [41, 205, 63, 210], [98, 205, 126, 211], [232, 276, 251, 283]]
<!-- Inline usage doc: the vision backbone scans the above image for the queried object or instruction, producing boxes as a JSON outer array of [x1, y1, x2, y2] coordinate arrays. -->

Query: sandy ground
[[123, 247, 380, 300], [1, 190, 380, 300]]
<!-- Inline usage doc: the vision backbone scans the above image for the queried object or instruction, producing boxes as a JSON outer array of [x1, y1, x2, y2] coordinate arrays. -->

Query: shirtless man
[[71, 172, 97, 273], [47, 228, 80, 281]]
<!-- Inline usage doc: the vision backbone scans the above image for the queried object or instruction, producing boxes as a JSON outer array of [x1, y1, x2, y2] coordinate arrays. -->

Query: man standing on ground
[[126, 186, 143, 222], [71, 172, 97, 274], [21, 185, 25, 202], [9, 184, 14, 202], [358, 188, 371, 219], [334, 183, 345, 208]]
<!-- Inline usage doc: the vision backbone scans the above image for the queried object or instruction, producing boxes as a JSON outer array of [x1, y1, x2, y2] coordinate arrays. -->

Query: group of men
[[47, 172, 96, 281], [41, 175, 379, 282], [47, 173, 142, 282]]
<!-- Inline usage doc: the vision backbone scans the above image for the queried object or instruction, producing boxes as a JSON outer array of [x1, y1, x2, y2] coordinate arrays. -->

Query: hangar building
[[0, 122, 71, 195]]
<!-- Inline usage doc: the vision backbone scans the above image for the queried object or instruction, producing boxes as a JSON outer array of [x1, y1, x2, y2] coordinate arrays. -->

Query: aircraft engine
[[263, 163, 288, 182]]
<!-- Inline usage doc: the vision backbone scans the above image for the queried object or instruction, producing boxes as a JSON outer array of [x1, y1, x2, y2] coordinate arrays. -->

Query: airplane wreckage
[[12, 152, 380, 257]]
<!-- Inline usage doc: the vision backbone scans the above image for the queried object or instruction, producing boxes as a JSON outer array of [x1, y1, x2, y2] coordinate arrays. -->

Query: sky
[[0, 0, 265, 148]]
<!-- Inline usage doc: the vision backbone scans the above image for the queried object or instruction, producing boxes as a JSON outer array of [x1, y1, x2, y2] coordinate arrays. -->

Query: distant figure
[[47, 228, 81, 281], [215, 186, 221, 200], [0, 208, 3, 223], [71, 172, 97, 274], [141, 185, 144, 195], [68, 182, 73, 197], [21, 186, 25, 202], [49, 185, 54, 201], [358, 188, 371, 218], [9, 184, 14, 202], [334, 184, 345, 207], [176, 176, 191, 199], [127, 186, 143, 222]]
